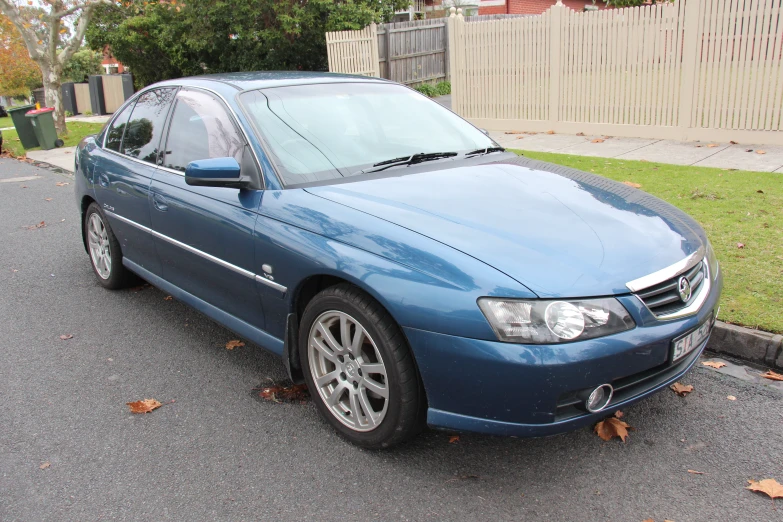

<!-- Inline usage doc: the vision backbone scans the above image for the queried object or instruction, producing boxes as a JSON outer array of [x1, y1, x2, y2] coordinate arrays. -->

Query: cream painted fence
[[326, 24, 381, 77], [449, 0, 783, 145]]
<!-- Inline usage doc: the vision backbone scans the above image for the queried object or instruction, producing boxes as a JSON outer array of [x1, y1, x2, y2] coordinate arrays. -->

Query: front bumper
[[405, 271, 722, 437]]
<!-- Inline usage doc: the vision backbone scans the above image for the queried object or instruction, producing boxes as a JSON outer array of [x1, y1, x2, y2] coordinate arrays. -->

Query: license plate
[[671, 315, 714, 362]]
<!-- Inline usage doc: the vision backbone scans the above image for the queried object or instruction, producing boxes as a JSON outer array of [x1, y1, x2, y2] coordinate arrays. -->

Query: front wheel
[[299, 284, 425, 448], [84, 202, 138, 289]]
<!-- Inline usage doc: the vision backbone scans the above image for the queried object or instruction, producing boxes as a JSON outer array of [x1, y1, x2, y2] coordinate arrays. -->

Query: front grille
[[636, 260, 706, 317]]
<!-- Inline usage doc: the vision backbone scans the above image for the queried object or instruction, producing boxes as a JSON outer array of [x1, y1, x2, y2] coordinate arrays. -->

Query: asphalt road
[[1, 158, 782, 521]]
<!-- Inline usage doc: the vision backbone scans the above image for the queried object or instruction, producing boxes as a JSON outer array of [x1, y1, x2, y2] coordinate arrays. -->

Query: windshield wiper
[[358, 152, 459, 175], [464, 146, 506, 157]]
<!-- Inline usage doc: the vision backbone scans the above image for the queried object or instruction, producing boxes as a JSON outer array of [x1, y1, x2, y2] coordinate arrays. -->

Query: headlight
[[706, 241, 719, 280], [478, 297, 636, 344]]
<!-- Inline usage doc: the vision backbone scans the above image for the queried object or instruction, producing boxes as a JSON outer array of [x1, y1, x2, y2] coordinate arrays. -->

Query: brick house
[[479, 0, 610, 15], [101, 46, 126, 75]]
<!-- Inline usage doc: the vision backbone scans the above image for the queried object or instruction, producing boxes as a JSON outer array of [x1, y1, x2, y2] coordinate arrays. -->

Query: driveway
[[1, 158, 781, 521]]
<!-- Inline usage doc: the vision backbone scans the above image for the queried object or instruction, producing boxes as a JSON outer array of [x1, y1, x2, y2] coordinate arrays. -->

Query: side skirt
[[123, 258, 285, 356]]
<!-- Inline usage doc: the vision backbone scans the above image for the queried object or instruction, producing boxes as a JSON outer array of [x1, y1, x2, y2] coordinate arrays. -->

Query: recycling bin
[[7, 104, 39, 149], [25, 107, 61, 150]]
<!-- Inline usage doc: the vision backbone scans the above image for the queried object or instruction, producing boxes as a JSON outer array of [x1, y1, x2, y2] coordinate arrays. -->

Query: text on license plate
[[672, 317, 713, 362]]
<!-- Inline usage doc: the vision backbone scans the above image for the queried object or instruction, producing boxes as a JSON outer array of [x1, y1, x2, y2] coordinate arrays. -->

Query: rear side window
[[162, 90, 244, 172], [121, 88, 176, 164], [104, 101, 135, 152]]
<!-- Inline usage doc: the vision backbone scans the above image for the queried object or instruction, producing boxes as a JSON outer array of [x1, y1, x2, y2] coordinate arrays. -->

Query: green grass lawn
[[0, 115, 12, 129], [511, 149, 783, 334], [1, 121, 104, 157]]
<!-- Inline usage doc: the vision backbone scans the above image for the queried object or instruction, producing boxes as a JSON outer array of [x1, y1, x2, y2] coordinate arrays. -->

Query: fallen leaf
[[707, 143, 719, 148], [27, 221, 46, 230], [576, 132, 585, 136], [55, 182, 69, 186], [126, 398, 162, 414], [623, 181, 642, 188], [504, 131, 524, 134], [737, 242, 745, 249], [129, 283, 151, 292], [614, 410, 624, 419], [756, 150, 766, 154], [163, 295, 173, 301], [746, 478, 783, 500], [39, 461, 50, 470], [44, 197, 52, 201], [21, 185, 27, 188], [702, 361, 727, 369], [760, 370, 783, 381], [546, 130, 555, 134], [642, 519, 654, 522], [670, 382, 694, 396], [727, 395, 737, 401], [730, 140, 738, 144], [688, 469, 705, 475], [59, 334, 73, 340], [449, 435, 460, 443], [757, 190, 764, 194], [225, 339, 245, 350], [591, 138, 605, 143], [594, 417, 632, 442], [258, 382, 309, 403], [516, 136, 525, 139], [745, 149, 754, 152]]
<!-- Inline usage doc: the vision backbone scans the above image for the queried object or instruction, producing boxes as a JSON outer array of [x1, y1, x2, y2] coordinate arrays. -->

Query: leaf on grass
[[688, 469, 705, 475], [163, 295, 173, 301], [39, 461, 50, 470], [59, 334, 73, 340], [591, 138, 605, 143], [55, 182, 69, 186], [702, 361, 726, 369], [594, 417, 632, 442], [737, 242, 745, 249], [760, 370, 783, 381], [449, 435, 460, 444], [670, 382, 694, 396], [258, 383, 309, 403], [623, 181, 642, 188], [757, 190, 764, 194], [126, 398, 162, 414], [727, 395, 737, 401], [746, 478, 783, 499], [225, 339, 245, 350]]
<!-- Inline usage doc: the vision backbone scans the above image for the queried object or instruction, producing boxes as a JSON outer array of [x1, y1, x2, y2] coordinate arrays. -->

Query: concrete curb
[[706, 321, 783, 369]]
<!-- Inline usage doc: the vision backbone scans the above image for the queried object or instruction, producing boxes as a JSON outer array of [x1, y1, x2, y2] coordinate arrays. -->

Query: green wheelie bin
[[25, 107, 63, 150], [7, 104, 39, 149]]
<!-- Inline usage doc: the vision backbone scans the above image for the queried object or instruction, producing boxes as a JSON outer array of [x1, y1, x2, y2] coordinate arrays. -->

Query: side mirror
[[185, 157, 250, 188]]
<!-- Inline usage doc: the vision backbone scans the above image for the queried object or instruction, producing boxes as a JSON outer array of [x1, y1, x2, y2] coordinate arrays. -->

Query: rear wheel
[[299, 284, 425, 448], [84, 202, 138, 289]]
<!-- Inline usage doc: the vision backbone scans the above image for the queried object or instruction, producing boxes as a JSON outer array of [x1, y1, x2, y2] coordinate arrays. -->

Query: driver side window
[[162, 90, 244, 172]]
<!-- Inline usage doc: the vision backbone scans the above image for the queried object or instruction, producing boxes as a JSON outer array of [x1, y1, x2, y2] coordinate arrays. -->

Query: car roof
[[154, 71, 390, 93]]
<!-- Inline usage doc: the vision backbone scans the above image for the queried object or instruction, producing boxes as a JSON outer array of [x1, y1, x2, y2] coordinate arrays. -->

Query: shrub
[[435, 81, 451, 96], [83, 110, 93, 116], [65, 110, 74, 117], [414, 83, 437, 97]]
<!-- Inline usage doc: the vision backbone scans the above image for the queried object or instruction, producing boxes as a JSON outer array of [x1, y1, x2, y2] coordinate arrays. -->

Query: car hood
[[304, 158, 705, 298]]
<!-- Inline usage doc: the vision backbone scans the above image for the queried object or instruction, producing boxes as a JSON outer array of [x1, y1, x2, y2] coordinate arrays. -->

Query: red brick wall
[[480, 0, 610, 16]]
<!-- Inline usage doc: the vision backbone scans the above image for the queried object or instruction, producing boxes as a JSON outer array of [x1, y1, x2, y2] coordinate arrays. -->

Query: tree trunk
[[40, 63, 67, 134]]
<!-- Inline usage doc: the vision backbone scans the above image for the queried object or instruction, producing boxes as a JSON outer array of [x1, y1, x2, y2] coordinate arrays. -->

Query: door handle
[[98, 173, 110, 187], [152, 193, 168, 212]]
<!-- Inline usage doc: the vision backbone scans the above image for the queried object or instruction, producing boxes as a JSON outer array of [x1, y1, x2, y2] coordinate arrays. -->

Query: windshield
[[239, 82, 494, 185]]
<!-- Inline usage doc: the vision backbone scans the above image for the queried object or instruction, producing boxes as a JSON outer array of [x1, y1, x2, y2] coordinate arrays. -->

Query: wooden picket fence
[[326, 24, 381, 78], [448, 0, 783, 145]]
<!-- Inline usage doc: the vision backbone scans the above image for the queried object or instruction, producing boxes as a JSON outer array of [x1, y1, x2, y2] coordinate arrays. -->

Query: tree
[[62, 47, 102, 82], [0, 1, 112, 133], [0, 15, 42, 97], [87, 0, 409, 89]]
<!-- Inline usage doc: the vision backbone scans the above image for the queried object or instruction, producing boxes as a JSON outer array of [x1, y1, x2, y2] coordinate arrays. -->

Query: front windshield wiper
[[464, 146, 506, 157], [358, 152, 459, 175]]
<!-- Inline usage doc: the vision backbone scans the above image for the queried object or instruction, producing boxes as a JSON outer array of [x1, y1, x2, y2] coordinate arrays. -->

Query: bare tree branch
[[52, 0, 113, 21], [58, 5, 96, 65]]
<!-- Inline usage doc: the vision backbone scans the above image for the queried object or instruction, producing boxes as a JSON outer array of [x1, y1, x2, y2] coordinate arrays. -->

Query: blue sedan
[[75, 72, 722, 448]]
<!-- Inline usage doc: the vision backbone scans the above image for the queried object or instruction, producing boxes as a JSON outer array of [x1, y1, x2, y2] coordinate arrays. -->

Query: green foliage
[[601, 0, 673, 7], [61, 48, 103, 83], [414, 83, 438, 97], [434, 81, 451, 96], [65, 110, 73, 117], [86, 0, 410, 89]]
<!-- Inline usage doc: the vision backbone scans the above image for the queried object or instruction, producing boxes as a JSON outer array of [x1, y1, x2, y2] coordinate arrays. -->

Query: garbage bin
[[7, 104, 39, 149], [25, 107, 62, 150]]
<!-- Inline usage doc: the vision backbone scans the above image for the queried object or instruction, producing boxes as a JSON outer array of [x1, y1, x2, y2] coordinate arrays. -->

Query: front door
[[149, 88, 265, 328]]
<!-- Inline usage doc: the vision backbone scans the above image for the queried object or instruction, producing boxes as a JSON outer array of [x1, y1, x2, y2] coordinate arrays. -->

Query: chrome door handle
[[153, 193, 168, 212], [98, 173, 110, 187]]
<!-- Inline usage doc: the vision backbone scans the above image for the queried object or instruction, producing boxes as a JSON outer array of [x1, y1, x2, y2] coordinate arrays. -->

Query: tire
[[83, 202, 138, 289], [299, 284, 425, 449]]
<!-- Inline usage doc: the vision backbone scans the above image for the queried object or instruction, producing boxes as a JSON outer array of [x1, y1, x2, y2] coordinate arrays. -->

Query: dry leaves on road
[[546, 130, 555, 134], [623, 181, 642, 188], [26, 221, 46, 230], [591, 138, 605, 143], [707, 143, 719, 148], [761, 370, 783, 381], [59, 334, 73, 340], [44, 197, 52, 201], [504, 131, 524, 134], [449, 435, 460, 444], [688, 469, 705, 475], [126, 399, 162, 414], [594, 416, 632, 442], [576, 132, 585, 136], [225, 339, 245, 350], [727, 395, 737, 401], [756, 150, 766, 154], [55, 181, 69, 186], [746, 478, 783, 500], [163, 295, 173, 301], [258, 383, 309, 403], [670, 382, 694, 396], [702, 361, 727, 369], [39, 462, 50, 470], [614, 410, 624, 419]]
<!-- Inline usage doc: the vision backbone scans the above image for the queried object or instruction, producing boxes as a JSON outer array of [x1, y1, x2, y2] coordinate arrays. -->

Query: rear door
[[94, 88, 177, 275], [149, 88, 266, 328]]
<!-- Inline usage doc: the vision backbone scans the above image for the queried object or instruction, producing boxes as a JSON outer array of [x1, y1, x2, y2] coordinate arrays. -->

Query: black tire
[[83, 202, 138, 289], [299, 283, 425, 449]]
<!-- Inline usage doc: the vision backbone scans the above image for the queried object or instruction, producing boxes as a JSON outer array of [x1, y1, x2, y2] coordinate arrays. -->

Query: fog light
[[585, 384, 613, 413]]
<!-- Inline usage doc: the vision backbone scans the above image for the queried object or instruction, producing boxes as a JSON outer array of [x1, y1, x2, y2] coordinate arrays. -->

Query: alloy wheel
[[87, 213, 111, 279]]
